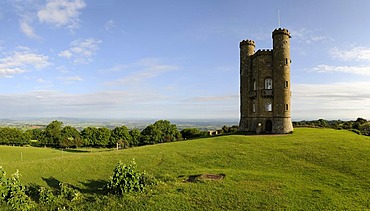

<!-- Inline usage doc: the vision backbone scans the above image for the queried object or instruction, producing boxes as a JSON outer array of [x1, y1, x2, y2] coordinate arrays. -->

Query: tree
[[60, 126, 82, 148], [96, 128, 111, 147], [140, 120, 181, 145], [110, 126, 131, 147], [81, 127, 97, 147], [0, 128, 28, 145], [44, 120, 63, 147], [181, 128, 202, 139], [81, 127, 111, 147], [360, 123, 370, 136], [129, 129, 141, 146]]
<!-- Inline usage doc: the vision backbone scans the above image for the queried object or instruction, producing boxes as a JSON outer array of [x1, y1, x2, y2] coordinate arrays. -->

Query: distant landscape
[[0, 117, 239, 131]]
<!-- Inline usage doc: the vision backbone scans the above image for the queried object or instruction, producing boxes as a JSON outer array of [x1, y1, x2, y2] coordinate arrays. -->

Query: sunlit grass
[[0, 128, 369, 209]]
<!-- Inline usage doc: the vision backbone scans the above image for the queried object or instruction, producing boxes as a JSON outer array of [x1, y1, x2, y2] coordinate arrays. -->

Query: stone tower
[[239, 28, 293, 134]]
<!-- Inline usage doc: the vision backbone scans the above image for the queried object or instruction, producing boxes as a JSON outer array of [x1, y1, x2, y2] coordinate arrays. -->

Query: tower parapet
[[239, 39, 256, 47], [272, 28, 291, 38]]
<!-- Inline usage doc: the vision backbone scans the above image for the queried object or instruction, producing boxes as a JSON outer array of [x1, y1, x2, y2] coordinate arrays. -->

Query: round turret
[[240, 39, 255, 56], [272, 28, 293, 133], [272, 28, 291, 38]]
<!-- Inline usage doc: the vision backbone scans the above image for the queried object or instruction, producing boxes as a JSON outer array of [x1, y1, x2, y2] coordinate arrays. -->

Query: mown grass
[[1, 128, 370, 210]]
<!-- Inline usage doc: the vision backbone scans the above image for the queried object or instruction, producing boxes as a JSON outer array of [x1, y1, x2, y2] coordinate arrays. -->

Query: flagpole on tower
[[278, 9, 281, 28]]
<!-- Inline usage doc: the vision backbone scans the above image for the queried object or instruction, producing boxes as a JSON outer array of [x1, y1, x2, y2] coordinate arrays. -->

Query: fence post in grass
[[21, 152, 23, 162]]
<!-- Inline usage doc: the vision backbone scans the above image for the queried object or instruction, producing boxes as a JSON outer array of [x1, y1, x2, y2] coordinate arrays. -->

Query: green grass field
[[1, 128, 370, 210]]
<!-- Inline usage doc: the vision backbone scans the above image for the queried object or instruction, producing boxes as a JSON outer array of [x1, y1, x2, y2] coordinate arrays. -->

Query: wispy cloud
[[185, 95, 238, 103], [330, 46, 370, 62], [312, 46, 370, 76], [104, 19, 115, 31], [290, 28, 333, 44], [106, 58, 179, 86], [0, 47, 51, 77], [19, 19, 39, 39], [58, 76, 83, 83], [37, 0, 86, 30], [58, 38, 102, 64], [312, 64, 370, 76], [293, 82, 370, 119]]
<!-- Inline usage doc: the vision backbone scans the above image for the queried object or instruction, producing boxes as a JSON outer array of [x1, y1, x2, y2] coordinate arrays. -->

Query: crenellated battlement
[[272, 28, 291, 38], [253, 49, 272, 57], [240, 39, 256, 47]]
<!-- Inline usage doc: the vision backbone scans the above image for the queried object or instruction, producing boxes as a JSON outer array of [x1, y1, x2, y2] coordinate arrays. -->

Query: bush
[[349, 129, 361, 135], [107, 159, 155, 195], [0, 167, 34, 210]]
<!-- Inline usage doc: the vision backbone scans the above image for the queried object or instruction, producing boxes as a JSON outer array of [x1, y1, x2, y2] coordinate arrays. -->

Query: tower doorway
[[265, 120, 272, 133]]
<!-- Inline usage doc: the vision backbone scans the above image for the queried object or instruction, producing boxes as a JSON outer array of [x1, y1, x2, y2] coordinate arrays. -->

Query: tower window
[[285, 58, 288, 65], [285, 104, 289, 111], [285, 81, 288, 88], [265, 102, 272, 112], [265, 78, 272, 90], [253, 102, 256, 113], [253, 80, 257, 91]]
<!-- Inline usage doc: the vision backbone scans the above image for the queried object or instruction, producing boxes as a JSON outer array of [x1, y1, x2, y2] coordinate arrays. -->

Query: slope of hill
[[1, 128, 369, 209]]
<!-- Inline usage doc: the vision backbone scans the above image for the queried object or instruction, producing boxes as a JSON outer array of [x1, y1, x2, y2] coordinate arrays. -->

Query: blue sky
[[1, 0, 370, 120]]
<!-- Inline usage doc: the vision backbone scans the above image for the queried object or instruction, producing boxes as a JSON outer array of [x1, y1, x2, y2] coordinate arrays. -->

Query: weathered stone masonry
[[239, 28, 293, 134]]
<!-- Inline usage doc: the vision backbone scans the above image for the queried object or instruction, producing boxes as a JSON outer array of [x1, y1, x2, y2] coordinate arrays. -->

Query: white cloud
[[290, 28, 333, 44], [293, 82, 370, 120], [106, 58, 179, 86], [0, 89, 239, 119], [58, 76, 83, 83], [104, 19, 115, 31], [19, 19, 39, 39], [312, 64, 370, 76], [58, 38, 102, 64], [330, 47, 370, 62], [0, 47, 51, 77], [37, 0, 86, 30]]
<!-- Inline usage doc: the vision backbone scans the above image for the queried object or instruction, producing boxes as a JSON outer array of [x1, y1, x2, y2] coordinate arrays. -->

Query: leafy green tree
[[140, 125, 159, 145], [355, 117, 367, 124], [181, 128, 202, 139], [81, 127, 97, 147], [60, 126, 82, 148], [360, 123, 370, 136], [0, 128, 28, 145], [81, 127, 111, 147], [96, 128, 111, 147], [110, 126, 131, 147], [129, 129, 141, 146], [44, 120, 63, 147], [140, 120, 180, 145]]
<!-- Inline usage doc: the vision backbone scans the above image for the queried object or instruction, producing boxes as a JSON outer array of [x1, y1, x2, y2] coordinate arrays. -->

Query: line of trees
[[0, 120, 239, 148], [293, 117, 370, 136]]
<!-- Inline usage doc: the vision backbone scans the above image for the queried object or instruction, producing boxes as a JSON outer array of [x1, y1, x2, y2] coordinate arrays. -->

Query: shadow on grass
[[78, 179, 108, 195], [55, 148, 91, 153], [42, 176, 61, 189], [35, 177, 108, 197]]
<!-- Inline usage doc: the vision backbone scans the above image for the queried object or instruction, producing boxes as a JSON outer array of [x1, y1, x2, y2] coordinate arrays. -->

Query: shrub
[[349, 129, 361, 135], [0, 167, 34, 210], [107, 159, 155, 195]]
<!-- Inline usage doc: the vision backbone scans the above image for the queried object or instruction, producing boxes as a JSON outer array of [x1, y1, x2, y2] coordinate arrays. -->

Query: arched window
[[253, 80, 257, 91], [264, 78, 272, 90]]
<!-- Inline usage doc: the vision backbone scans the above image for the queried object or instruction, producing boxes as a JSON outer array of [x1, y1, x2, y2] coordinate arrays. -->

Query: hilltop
[[1, 128, 369, 210]]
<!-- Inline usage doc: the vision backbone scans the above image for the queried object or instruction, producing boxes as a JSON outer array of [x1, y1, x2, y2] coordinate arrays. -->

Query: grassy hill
[[1, 128, 369, 210]]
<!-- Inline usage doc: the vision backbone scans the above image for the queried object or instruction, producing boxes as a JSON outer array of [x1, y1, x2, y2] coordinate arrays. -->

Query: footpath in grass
[[0, 128, 369, 210]]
